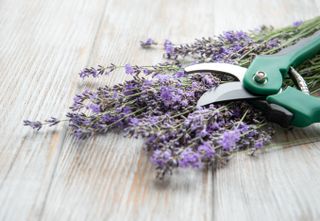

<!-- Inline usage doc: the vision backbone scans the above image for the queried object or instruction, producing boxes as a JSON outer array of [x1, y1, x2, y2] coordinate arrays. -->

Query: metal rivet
[[254, 71, 267, 84]]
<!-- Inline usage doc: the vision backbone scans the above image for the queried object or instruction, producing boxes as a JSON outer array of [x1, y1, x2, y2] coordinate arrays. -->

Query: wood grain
[[0, 0, 319, 220]]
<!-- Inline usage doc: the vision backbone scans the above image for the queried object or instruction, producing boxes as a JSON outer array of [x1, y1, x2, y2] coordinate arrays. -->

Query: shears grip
[[244, 31, 320, 127], [248, 100, 293, 128], [243, 30, 320, 96], [267, 87, 320, 127]]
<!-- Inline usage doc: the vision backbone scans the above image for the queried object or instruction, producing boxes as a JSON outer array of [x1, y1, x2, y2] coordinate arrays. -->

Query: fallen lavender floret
[[24, 17, 320, 179], [140, 38, 157, 48]]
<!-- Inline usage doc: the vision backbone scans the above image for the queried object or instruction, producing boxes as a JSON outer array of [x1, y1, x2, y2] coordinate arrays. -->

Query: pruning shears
[[184, 31, 320, 127]]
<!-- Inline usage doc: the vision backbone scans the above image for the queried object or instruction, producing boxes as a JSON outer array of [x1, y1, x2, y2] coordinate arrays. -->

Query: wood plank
[[0, 0, 108, 220], [213, 126, 320, 221]]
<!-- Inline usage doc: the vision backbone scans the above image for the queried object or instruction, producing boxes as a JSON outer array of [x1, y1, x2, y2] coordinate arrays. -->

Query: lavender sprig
[[79, 64, 116, 78], [23, 117, 60, 131]]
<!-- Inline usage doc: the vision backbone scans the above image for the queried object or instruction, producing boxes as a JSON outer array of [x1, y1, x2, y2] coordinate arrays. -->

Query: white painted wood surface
[[0, 0, 319, 220]]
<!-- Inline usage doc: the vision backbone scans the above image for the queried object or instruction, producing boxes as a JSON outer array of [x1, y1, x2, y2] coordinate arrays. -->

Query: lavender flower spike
[[45, 117, 60, 126], [23, 120, 42, 131], [164, 39, 174, 56], [293, 20, 303, 27], [218, 129, 241, 151], [179, 148, 202, 168], [124, 64, 134, 75]]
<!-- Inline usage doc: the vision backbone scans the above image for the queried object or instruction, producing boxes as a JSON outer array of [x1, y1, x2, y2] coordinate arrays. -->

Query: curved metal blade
[[197, 82, 263, 107], [184, 63, 247, 82]]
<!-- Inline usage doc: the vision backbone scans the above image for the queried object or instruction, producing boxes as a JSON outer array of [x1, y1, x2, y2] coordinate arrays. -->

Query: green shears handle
[[243, 31, 320, 127]]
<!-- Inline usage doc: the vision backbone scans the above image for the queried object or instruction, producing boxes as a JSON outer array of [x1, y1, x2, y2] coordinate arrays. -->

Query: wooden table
[[1, 0, 320, 220]]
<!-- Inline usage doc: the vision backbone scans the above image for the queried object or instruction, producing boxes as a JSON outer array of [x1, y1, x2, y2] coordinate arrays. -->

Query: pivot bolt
[[254, 71, 267, 84]]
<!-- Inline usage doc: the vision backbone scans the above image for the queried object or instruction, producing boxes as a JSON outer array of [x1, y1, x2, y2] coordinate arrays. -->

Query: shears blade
[[197, 82, 262, 107], [184, 63, 247, 82], [183, 63, 263, 107]]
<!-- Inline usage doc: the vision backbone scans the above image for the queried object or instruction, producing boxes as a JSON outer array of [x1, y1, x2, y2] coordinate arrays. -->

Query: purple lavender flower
[[159, 86, 182, 108], [143, 69, 151, 75], [79, 64, 116, 78], [125, 64, 134, 75], [164, 39, 174, 55], [179, 148, 202, 168], [174, 71, 185, 78], [123, 82, 137, 95], [23, 120, 42, 131], [45, 117, 60, 126], [140, 38, 157, 48], [74, 128, 92, 139], [122, 106, 132, 114], [129, 117, 140, 126], [198, 142, 215, 159], [160, 86, 173, 102], [218, 129, 241, 151], [112, 90, 118, 99], [231, 107, 242, 118], [293, 20, 303, 27], [151, 149, 172, 167], [148, 116, 159, 125], [71, 91, 88, 111], [198, 128, 209, 137], [254, 140, 264, 149], [101, 114, 115, 124], [79, 67, 98, 78], [155, 74, 171, 83], [202, 74, 216, 87], [207, 122, 219, 131], [180, 99, 189, 107], [222, 31, 251, 43], [238, 123, 249, 133], [247, 130, 258, 138], [89, 103, 100, 113], [267, 38, 280, 48]]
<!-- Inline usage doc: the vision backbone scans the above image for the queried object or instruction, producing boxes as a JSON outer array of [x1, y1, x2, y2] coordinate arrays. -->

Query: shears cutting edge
[[184, 31, 320, 127]]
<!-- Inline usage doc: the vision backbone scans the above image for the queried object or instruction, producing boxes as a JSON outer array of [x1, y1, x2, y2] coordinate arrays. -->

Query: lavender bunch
[[24, 17, 320, 179]]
